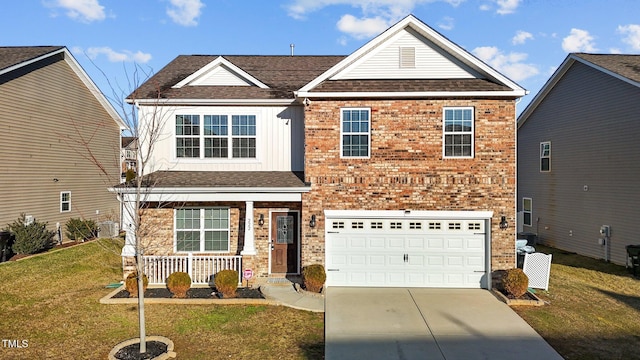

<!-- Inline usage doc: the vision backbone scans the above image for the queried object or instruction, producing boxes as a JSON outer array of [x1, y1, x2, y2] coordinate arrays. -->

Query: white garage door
[[325, 211, 490, 288]]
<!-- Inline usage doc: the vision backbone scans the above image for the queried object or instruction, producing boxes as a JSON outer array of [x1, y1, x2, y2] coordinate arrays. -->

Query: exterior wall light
[[258, 214, 264, 226], [499, 216, 508, 230], [309, 215, 316, 228]]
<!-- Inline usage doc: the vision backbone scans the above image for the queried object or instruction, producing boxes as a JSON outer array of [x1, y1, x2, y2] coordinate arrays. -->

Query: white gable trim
[[298, 15, 525, 96], [172, 56, 269, 89], [297, 90, 522, 99]]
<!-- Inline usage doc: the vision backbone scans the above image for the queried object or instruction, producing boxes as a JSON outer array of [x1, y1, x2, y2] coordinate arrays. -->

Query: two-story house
[[121, 15, 525, 289], [0, 46, 125, 243]]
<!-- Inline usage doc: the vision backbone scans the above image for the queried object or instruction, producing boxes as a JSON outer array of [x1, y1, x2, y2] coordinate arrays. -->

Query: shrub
[[65, 218, 98, 241], [502, 268, 529, 298], [167, 271, 191, 298], [125, 272, 148, 298], [302, 264, 326, 293], [214, 269, 239, 298], [4, 214, 55, 255]]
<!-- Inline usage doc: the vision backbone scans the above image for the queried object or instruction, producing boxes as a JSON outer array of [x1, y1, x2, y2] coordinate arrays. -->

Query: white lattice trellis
[[523, 252, 552, 290]]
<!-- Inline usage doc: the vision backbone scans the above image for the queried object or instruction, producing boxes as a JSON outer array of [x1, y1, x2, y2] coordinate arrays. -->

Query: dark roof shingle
[[128, 171, 308, 188], [311, 78, 511, 93], [0, 46, 64, 72], [574, 53, 640, 84]]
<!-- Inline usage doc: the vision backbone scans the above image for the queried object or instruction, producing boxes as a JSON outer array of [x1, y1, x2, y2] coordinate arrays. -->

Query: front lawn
[[0, 239, 323, 359], [514, 245, 640, 360]]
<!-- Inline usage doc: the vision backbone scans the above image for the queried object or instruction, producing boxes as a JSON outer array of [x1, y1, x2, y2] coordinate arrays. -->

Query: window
[[443, 107, 474, 158], [60, 191, 71, 212], [341, 108, 370, 158], [175, 208, 229, 252], [523, 198, 532, 227], [540, 142, 551, 172], [176, 114, 256, 159]]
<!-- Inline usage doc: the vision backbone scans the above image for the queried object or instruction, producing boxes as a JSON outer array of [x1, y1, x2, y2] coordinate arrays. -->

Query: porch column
[[241, 201, 256, 255], [121, 194, 136, 257]]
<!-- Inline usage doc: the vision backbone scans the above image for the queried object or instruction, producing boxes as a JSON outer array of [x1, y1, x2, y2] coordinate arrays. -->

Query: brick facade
[[301, 99, 517, 271]]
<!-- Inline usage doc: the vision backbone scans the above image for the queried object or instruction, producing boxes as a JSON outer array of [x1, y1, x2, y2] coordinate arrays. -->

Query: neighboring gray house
[[0, 46, 126, 241], [517, 53, 640, 266]]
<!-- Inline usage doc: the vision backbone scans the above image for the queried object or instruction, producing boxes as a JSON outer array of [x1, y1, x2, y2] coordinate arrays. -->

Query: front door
[[270, 212, 299, 274]]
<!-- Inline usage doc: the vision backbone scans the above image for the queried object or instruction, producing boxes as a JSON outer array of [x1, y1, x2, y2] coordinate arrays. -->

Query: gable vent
[[399, 47, 416, 68]]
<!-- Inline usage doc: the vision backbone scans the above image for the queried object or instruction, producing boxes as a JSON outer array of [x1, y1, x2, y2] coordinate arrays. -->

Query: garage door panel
[[326, 216, 487, 288]]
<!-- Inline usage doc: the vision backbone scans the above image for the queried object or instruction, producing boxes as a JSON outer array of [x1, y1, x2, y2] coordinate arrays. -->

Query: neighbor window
[[60, 191, 71, 212], [341, 108, 370, 158], [176, 114, 256, 159], [175, 208, 230, 252], [443, 107, 474, 158], [523, 198, 532, 227], [540, 141, 551, 172]]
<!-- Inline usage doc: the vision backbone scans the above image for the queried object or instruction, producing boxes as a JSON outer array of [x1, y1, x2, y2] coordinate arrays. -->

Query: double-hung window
[[523, 198, 532, 227], [60, 191, 71, 212], [443, 107, 474, 158], [176, 114, 256, 159], [175, 208, 230, 252], [540, 141, 551, 172], [341, 108, 370, 158]]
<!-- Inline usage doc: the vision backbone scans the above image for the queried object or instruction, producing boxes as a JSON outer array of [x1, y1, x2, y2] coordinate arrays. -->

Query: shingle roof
[[131, 55, 346, 100], [311, 78, 511, 93], [126, 171, 308, 188], [573, 53, 640, 84], [0, 46, 64, 72]]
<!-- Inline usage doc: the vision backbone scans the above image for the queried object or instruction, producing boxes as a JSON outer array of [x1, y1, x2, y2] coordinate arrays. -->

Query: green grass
[[514, 245, 640, 360], [0, 239, 324, 359]]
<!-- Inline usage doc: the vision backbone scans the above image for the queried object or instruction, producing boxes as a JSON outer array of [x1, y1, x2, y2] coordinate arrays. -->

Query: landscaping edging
[[492, 289, 545, 306], [108, 335, 176, 360], [100, 285, 276, 305]]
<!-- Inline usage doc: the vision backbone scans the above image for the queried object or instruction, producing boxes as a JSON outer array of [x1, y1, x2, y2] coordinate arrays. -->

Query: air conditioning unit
[[98, 221, 120, 238]]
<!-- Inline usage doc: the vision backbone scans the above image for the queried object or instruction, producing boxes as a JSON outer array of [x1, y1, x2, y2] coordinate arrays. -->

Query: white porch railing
[[142, 254, 242, 285]]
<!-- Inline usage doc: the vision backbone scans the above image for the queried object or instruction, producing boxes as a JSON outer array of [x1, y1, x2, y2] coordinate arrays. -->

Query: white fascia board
[[324, 209, 494, 220], [298, 15, 525, 95], [297, 90, 526, 98], [130, 98, 297, 106], [172, 56, 269, 89]]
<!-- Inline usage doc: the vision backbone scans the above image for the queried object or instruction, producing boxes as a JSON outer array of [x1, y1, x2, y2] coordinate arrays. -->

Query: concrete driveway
[[325, 288, 563, 360]]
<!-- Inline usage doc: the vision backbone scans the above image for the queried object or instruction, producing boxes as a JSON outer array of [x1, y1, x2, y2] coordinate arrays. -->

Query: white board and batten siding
[[139, 105, 305, 173], [332, 28, 482, 80], [324, 210, 492, 289]]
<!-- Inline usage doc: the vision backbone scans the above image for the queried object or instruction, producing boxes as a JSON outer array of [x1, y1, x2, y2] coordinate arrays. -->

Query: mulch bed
[[112, 287, 264, 299], [113, 341, 167, 360]]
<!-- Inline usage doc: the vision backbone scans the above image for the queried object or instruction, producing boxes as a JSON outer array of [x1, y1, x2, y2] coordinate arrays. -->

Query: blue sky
[[3, 0, 640, 114]]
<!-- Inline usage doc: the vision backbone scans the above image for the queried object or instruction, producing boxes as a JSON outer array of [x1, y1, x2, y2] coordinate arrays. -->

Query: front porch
[[141, 254, 243, 285]]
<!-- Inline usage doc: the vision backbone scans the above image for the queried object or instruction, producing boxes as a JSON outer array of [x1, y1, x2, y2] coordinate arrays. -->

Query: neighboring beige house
[[123, 15, 525, 288], [0, 46, 126, 241]]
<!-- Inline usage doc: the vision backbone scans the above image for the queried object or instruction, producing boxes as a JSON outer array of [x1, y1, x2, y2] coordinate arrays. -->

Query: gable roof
[[129, 55, 346, 105], [517, 53, 640, 128], [297, 15, 526, 99], [0, 46, 126, 129]]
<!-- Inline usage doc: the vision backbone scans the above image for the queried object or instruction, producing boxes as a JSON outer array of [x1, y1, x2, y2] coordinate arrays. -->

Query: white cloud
[[52, 0, 105, 23], [167, 0, 204, 27], [495, 0, 520, 15], [472, 46, 539, 82], [437, 16, 454, 31], [609, 48, 622, 54], [337, 15, 390, 39], [512, 30, 533, 45], [562, 28, 597, 52], [86, 47, 152, 63], [617, 24, 640, 51]]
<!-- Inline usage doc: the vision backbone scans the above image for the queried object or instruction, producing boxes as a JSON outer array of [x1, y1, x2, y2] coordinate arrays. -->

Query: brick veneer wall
[[302, 98, 517, 271]]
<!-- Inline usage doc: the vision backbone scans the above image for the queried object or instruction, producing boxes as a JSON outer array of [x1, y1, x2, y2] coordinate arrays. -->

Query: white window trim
[[340, 107, 371, 159], [523, 198, 532, 227], [442, 106, 475, 159], [540, 141, 551, 172], [60, 191, 71, 213], [174, 112, 259, 162], [174, 207, 231, 253]]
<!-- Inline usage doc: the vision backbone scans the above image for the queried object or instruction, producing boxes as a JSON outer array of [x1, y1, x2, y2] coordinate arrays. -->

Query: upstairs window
[[523, 198, 532, 227], [60, 191, 71, 212], [540, 142, 551, 172], [176, 114, 256, 159], [443, 107, 474, 158], [341, 108, 370, 158]]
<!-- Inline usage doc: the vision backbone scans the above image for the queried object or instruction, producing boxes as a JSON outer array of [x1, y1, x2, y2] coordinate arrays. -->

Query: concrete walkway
[[325, 288, 563, 360], [259, 282, 324, 313]]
